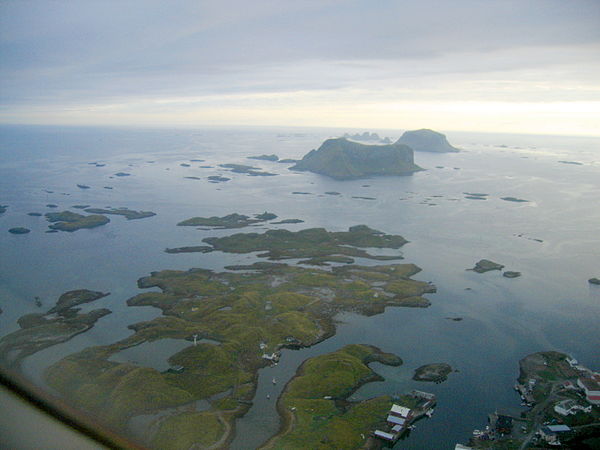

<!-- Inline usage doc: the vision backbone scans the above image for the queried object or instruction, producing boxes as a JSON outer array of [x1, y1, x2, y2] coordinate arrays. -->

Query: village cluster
[[459, 355, 599, 448]]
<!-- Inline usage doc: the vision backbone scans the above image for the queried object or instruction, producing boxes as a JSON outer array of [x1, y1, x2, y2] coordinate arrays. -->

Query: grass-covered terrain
[[150, 411, 225, 450], [0, 289, 111, 367], [45, 210, 110, 231], [168, 225, 409, 261], [177, 211, 277, 229], [83, 207, 156, 220], [262, 345, 401, 450], [413, 363, 453, 383], [517, 351, 578, 386], [42, 258, 434, 447]]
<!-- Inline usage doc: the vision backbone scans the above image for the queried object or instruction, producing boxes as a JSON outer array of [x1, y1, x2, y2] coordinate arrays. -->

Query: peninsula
[[0, 289, 110, 368], [290, 138, 422, 179], [261, 345, 401, 449], [396, 129, 460, 153]]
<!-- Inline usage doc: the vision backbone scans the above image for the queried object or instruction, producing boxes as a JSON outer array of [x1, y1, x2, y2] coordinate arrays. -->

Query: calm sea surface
[[0, 125, 599, 449]]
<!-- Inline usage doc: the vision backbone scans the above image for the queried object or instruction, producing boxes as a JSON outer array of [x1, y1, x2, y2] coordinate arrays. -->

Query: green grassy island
[[83, 207, 156, 220], [177, 212, 278, 229], [168, 225, 409, 263], [413, 363, 453, 383], [45, 210, 110, 231], [41, 256, 435, 448]]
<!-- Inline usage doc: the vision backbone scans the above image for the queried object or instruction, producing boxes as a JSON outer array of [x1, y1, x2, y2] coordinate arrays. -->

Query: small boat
[[272, 377, 277, 384]]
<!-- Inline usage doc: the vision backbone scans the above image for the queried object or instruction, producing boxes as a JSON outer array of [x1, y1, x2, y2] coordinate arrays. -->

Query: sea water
[[0, 125, 599, 449]]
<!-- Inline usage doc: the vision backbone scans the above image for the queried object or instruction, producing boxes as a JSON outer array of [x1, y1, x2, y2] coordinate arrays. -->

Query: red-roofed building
[[578, 377, 600, 405]]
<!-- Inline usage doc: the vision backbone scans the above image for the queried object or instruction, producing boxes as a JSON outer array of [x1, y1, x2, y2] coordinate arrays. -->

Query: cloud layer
[[1, 0, 599, 134]]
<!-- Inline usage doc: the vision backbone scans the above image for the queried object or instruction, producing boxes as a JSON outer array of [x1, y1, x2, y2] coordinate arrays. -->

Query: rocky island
[[413, 363, 453, 383], [290, 138, 422, 180], [219, 163, 277, 177], [501, 197, 529, 203], [396, 129, 460, 153], [177, 212, 278, 229], [469, 259, 505, 273], [503, 271, 522, 278], [343, 131, 392, 143], [8, 227, 31, 234], [45, 210, 110, 231], [83, 207, 156, 220]]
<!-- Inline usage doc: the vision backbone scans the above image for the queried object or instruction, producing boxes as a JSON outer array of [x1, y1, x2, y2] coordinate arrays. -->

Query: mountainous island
[[290, 138, 422, 179], [397, 129, 460, 153]]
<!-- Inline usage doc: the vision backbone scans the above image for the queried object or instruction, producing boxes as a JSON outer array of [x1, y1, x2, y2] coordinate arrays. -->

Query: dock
[[373, 390, 437, 444]]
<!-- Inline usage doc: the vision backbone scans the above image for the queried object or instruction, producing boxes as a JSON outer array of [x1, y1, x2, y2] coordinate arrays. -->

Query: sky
[[1, 0, 599, 135]]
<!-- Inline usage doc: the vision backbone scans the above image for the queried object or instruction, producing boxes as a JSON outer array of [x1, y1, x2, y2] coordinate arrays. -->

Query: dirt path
[[204, 411, 232, 450], [519, 382, 561, 450]]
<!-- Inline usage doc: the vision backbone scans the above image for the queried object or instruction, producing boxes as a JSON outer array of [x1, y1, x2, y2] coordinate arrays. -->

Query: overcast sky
[[1, 0, 599, 135]]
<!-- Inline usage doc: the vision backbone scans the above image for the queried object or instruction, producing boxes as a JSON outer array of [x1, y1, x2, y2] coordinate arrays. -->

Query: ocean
[[0, 124, 599, 449]]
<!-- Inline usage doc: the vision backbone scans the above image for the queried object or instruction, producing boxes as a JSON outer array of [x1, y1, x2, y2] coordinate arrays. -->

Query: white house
[[554, 399, 592, 416], [390, 404, 412, 418]]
